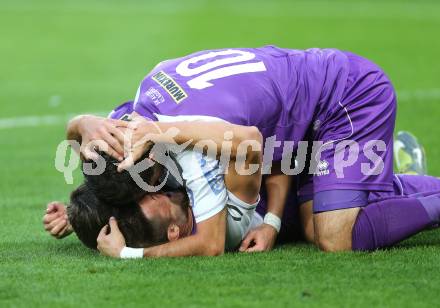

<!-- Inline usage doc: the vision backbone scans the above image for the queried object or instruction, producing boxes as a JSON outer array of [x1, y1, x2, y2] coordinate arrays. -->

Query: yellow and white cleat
[[394, 131, 427, 175]]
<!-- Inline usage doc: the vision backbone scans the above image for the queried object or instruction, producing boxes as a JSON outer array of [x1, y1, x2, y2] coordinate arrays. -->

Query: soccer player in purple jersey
[[66, 46, 440, 254]]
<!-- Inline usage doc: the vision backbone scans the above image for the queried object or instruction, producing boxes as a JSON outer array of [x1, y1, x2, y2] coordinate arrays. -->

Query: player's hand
[[42, 201, 73, 239], [97, 217, 126, 258], [239, 224, 278, 252], [77, 115, 129, 161], [117, 116, 158, 172]]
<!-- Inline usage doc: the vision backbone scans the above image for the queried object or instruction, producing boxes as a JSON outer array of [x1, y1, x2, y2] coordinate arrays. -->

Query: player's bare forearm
[[143, 209, 227, 258], [238, 165, 288, 252], [153, 121, 262, 160], [265, 163, 291, 218], [143, 234, 220, 258], [224, 142, 262, 204]]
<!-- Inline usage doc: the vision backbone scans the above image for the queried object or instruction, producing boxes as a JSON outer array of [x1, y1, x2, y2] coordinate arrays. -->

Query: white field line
[[0, 112, 107, 130], [0, 89, 439, 130], [397, 88, 440, 101]]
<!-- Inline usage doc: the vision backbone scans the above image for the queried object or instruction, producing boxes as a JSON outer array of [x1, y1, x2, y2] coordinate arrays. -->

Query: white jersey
[[175, 149, 262, 250], [156, 114, 263, 250], [175, 149, 227, 223]]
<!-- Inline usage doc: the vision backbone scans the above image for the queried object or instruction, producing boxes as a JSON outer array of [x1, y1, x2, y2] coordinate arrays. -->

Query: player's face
[[138, 192, 188, 224]]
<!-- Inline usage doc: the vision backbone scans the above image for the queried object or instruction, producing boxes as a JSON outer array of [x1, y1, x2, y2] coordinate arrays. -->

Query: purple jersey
[[133, 46, 350, 161]]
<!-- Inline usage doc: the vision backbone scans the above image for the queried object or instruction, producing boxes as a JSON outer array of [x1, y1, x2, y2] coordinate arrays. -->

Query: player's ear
[[167, 224, 180, 241]]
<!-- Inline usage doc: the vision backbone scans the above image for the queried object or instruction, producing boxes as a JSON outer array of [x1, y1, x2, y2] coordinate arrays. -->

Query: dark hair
[[67, 183, 167, 250], [83, 152, 157, 206], [67, 184, 115, 249]]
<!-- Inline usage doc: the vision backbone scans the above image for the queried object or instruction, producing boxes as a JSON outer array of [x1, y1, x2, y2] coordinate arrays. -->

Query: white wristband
[[263, 212, 281, 233], [120, 246, 144, 259]]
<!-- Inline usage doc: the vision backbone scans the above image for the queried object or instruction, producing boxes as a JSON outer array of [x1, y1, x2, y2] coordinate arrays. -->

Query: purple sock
[[418, 194, 440, 222], [352, 196, 437, 251]]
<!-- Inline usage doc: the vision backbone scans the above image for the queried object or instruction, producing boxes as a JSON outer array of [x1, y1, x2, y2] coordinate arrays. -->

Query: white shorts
[[225, 191, 263, 251]]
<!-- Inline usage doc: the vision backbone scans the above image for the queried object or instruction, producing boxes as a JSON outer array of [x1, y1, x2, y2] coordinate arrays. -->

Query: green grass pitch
[[1, 0, 440, 306]]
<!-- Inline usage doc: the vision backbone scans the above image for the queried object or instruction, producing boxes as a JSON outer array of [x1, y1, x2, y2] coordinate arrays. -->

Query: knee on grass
[[313, 208, 360, 252]]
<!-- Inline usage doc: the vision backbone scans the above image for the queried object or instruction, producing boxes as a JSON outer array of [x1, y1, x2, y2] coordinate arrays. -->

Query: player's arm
[[264, 162, 291, 219], [97, 209, 226, 258], [153, 120, 261, 160], [143, 209, 226, 257], [223, 130, 262, 204], [239, 162, 291, 252], [118, 116, 263, 171], [156, 120, 260, 158]]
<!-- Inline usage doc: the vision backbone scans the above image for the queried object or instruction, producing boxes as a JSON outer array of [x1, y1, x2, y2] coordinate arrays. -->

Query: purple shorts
[[298, 52, 397, 209]]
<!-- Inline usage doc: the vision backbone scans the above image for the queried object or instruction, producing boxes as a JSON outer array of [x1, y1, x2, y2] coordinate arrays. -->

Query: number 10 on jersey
[[175, 49, 267, 90]]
